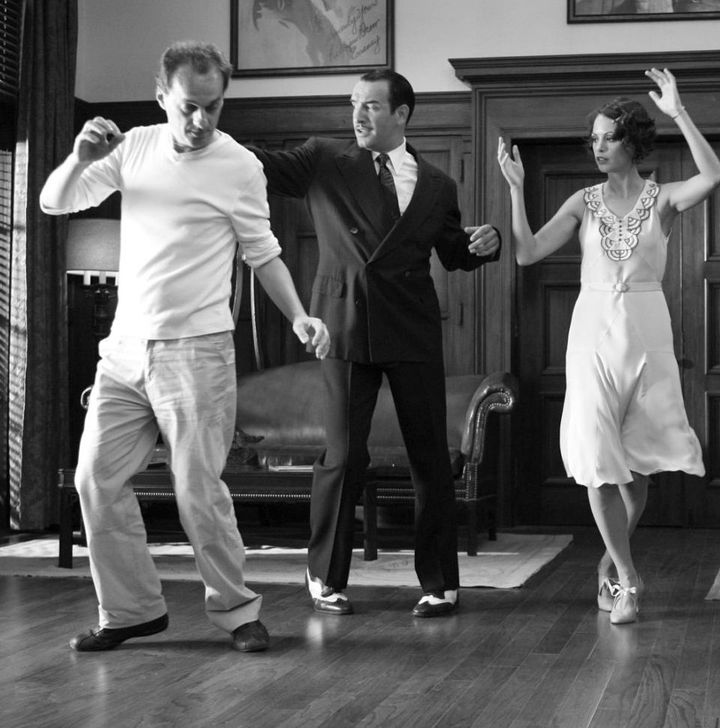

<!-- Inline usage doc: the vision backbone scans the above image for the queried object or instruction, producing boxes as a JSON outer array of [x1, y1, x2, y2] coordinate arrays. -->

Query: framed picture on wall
[[231, 0, 394, 77], [568, 0, 720, 23]]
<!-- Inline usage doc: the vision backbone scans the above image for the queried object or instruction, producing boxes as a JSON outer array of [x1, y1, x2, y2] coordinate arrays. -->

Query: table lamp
[[65, 218, 120, 340]]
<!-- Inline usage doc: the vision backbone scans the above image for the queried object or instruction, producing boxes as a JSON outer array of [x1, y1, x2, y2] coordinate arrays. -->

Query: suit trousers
[[75, 332, 261, 632], [308, 358, 460, 593]]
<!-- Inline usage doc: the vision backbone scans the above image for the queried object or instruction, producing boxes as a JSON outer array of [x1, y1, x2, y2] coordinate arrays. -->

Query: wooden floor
[[2, 526, 720, 728]]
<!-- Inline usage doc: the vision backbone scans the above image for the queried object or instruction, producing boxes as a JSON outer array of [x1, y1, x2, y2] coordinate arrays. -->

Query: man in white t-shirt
[[40, 41, 329, 654]]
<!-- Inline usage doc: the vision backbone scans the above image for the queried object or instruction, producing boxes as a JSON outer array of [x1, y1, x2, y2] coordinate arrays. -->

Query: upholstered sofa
[[57, 360, 518, 567], [232, 360, 518, 555]]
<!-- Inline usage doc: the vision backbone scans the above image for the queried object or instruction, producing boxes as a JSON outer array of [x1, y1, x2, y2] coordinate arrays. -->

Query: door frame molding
[[450, 50, 720, 524], [452, 49, 720, 374]]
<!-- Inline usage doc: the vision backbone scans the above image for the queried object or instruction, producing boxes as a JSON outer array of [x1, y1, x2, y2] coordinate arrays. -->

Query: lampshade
[[66, 219, 120, 280]]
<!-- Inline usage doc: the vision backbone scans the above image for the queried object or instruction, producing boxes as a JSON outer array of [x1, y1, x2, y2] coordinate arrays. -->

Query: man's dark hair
[[157, 41, 233, 92], [360, 69, 415, 124]]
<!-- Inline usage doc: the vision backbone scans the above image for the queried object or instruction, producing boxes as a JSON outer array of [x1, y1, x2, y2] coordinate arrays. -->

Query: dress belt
[[583, 281, 662, 293]]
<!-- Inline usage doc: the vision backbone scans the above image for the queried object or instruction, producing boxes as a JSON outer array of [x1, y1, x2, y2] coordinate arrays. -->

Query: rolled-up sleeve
[[231, 162, 282, 269]]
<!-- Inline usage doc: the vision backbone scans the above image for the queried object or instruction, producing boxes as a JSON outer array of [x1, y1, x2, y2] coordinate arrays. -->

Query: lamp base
[[67, 275, 118, 461]]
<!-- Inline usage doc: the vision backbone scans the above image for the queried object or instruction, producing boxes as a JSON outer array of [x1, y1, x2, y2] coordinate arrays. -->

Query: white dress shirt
[[372, 139, 418, 215]]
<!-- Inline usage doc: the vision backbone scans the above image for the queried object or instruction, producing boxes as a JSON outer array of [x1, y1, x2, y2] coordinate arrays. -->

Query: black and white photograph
[[2, 1, 720, 726], [231, 0, 393, 76], [569, 0, 720, 22]]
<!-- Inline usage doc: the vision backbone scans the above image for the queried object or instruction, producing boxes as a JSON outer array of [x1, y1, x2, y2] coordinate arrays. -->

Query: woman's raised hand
[[646, 67, 684, 119], [497, 137, 524, 189]]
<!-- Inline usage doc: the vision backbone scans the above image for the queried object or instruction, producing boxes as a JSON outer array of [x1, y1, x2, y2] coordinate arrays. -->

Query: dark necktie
[[376, 153, 400, 228]]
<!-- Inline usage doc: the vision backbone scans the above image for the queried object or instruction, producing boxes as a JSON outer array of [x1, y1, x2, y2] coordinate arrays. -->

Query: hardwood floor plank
[[545, 651, 615, 728], [434, 666, 517, 728], [625, 654, 678, 728], [510, 629, 599, 727], [663, 688, 707, 728], [467, 653, 556, 728], [701, 608, 720, 728], [2, 527, 720, 728]]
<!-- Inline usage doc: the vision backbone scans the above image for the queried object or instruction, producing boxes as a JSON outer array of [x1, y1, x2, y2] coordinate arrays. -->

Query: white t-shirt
[[45, 124, 281, 339]]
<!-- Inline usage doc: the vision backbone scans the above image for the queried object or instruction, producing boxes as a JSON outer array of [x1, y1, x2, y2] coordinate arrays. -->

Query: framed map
[[231, 0, 394, 77], [568, 0, 720, 22]]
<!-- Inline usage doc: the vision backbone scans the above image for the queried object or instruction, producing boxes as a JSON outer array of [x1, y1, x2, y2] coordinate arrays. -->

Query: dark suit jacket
[[251, 137, 500, 363]]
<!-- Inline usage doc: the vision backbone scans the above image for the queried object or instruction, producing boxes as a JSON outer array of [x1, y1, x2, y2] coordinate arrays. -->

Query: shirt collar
[[372, 139, 407, 171]]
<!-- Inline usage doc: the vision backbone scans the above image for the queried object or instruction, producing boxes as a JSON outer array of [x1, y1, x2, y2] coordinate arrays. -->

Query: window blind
[[0, 0, 21, 107]]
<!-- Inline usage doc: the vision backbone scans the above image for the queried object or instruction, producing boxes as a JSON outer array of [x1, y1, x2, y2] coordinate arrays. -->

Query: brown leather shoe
[[231, 620, 269, 652], [70, 613, 169, 651]]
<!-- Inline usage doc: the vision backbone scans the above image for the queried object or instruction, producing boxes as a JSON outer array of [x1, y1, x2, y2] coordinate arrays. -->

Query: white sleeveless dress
[[560, 179, 705, 488]]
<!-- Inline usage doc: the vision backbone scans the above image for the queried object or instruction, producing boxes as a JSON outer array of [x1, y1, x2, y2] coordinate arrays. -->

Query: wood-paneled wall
[[75, 92, 484, 375], [453, 50, 720, 527], [72, 51, 720, 530]]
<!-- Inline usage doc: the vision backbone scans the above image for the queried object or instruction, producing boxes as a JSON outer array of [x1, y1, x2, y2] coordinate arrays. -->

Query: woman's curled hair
[[587, 97, 657, 162]]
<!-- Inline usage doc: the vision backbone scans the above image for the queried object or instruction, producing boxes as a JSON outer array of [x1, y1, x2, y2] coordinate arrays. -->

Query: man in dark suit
[[251, 69, 500, 618]]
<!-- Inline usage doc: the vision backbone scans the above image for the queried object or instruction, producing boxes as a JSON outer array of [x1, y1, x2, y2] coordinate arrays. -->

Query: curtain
[[9, 0, 77, 529]]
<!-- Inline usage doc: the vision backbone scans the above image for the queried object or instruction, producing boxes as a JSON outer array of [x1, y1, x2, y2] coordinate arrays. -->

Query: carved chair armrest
[[460, 371, 519, 466]]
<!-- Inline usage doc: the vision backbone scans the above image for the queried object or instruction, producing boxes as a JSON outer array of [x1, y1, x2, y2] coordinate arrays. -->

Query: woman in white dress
[[495, 69, 720, 624]]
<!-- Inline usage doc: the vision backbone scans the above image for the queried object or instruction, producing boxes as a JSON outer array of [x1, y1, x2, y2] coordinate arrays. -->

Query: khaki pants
[[76, 332, 261, 632]]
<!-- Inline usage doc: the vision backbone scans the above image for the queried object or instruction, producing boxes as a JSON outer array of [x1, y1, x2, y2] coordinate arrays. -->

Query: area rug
[[705, 569, 720, 600], [0, 532, 572, 589]]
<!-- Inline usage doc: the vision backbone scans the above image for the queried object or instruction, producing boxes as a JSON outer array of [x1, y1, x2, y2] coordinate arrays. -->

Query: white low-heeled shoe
[[597, 576, 620, 612], [610, 583, 641, 625]]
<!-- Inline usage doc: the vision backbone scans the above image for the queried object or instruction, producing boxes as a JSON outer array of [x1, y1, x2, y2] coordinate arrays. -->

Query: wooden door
[[515, 138, 718, 526], [411, 135, 476, 375], [679, 141, 720, 527]]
